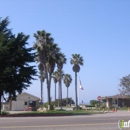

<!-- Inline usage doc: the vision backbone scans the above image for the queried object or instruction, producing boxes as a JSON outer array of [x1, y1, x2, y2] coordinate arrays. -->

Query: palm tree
[[57, 53, 67, 109], [46, 42, 60, 108], [63, 74, 72, 106], [55, 69, 64, 108], [52, 71, 58, 105], [70, 54, 83, 109], [38, 63, 45, 104], [33, 30, 61, 110]]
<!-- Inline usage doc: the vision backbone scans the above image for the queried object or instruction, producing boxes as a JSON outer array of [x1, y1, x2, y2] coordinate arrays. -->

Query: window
[[115, 100, 117, 104], [29, 101, 36, 107], [24, 102, 27, 105]]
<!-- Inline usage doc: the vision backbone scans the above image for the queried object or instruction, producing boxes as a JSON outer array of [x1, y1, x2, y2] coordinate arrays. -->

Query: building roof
[[102, 94, 130, 99], [17, 92, 40, 100]]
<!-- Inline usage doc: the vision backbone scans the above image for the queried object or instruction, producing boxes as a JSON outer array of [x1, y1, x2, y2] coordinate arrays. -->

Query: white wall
[[11, 101, 26, 111], [2, 103, 10, 111], [10, 93, 39, 111]]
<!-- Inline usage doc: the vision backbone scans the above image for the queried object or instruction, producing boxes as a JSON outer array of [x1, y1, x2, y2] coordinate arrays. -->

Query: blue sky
[[1, 0, 130, 104]]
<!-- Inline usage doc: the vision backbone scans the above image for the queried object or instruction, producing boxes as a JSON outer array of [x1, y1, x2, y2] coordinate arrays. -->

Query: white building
[[2, 92, 40, 111]]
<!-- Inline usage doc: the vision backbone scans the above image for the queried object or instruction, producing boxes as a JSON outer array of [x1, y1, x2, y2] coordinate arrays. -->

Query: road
[[0, 111, 130, 130]]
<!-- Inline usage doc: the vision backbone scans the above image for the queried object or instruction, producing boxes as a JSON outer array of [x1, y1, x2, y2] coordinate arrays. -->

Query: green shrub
[[40, 103, 54, 110], [118, 106, 127, 110], [40, 103, 47, 108], [50, 104, 54, 110], [1, 111, 10, 115], [73, 106, 82, 110], [85, 105, 95, 107], [100, 104, 106, 109]]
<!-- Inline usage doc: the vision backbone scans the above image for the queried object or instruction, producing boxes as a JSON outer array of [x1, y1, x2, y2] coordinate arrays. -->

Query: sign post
[[97, 96, 102, 112]]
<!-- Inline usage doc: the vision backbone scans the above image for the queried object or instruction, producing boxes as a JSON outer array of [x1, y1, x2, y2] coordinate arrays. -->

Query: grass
[[9, 109, 103, 116]]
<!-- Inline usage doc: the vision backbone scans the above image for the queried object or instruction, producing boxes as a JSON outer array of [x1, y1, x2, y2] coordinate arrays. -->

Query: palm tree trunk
[[55, 83, 56, 105], [75, 72, 78, 109], [0, 93, 2, 115], [60, 79, 62, 110], [40, 79, 43, 104], [66, 87, 68, 106], [47, 82, 50, 110], [47, 73, 52, 110], [58, 82, 60, 107], [43, 62, 50, 110]]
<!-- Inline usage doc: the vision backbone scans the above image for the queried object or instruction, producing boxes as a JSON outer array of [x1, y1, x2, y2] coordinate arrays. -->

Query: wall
[[11, 101, 25, 111], [118, 99, 130, 107], [2, 103, 10, 111], [12, 94, 40, 111]]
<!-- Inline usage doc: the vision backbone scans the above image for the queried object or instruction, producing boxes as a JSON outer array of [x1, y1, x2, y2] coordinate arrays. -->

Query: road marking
[[0, 122, 117, 129]]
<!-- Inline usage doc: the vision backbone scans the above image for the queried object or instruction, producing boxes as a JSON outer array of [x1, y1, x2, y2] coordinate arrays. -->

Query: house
[[2, 92, 40, 111], [102, 94, 130, 108]]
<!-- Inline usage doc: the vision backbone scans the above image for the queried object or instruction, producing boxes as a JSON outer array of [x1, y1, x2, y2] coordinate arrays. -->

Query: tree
[[119, 74, 130, 95], [52, 71, 58, 105], [55, 69, 64, 108], [34, 30, 61, 110], [46, 42, 60, 104], [57, 53, 67, 109], [63, 74, 72, 106], [38, 63, 45, 104], [70, 54, 83, 109], [90, 100, 100, 106], [0, 17, 37, 114]]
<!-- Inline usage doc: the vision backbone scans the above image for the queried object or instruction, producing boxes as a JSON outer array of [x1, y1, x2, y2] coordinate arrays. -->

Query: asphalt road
[[0, 111, 130, 130]]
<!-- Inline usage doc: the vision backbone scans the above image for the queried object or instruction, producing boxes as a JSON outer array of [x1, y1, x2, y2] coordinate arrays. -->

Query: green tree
[[0, 17, 37, 114], [90, 100, 100, 106], [70, 54, 83, 109], [63, 74, 72, 106], [119, 74, 130, 95]]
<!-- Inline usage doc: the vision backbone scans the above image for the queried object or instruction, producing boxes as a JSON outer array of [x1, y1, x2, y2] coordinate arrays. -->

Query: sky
[[1, 0, 130, 104]]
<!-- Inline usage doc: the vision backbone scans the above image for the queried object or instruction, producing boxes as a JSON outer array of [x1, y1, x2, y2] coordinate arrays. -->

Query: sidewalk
[[7, 111, 32, 114]]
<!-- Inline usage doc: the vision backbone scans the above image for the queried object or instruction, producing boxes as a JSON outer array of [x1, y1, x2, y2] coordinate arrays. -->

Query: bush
[[100, 104, 106, 109], [1, 111, 10, 115], [40, 103, 54, 110], [118, 106, 127, 110], [85, 105, 95, 107], [73, 106, 82, 110], [50, 104, 54, 110]]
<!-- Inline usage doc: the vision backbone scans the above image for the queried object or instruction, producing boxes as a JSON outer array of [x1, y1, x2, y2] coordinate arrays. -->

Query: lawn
[[5, 110, 103, 117]]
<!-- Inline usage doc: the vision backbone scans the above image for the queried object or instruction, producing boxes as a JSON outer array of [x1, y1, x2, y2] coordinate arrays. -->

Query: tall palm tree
[[57, 53, 67, 109], [33, 30, 61, 110], [38, 63, 44, 104], [34, 31, 50, 109], [52, 71, 58, 105], [55, 69, 64, 108], [63, 74, 72, 106], [46, 42, 60, 108], [38, 63, 45, 104], [70, 54, 83, 109]]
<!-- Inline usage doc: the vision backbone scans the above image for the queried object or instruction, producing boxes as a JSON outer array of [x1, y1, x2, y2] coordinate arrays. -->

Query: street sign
[[97, 96, 102, 101]]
